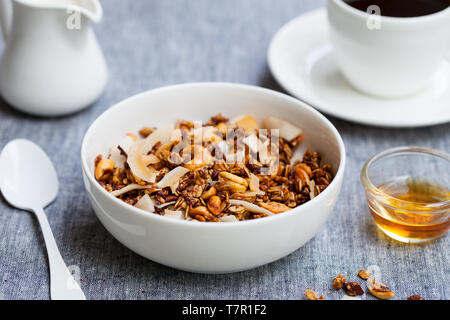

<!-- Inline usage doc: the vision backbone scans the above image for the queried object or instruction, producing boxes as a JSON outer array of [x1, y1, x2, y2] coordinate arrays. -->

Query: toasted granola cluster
[[306, 269, 401, 300], [94, 114, 334, 222]]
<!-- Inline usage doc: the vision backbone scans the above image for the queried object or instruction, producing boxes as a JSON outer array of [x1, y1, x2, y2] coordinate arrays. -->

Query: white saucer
[[268, 9, 450, 128]]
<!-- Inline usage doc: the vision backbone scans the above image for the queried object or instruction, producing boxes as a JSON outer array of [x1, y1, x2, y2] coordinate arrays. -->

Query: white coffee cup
[[327, 0, 450, 98]]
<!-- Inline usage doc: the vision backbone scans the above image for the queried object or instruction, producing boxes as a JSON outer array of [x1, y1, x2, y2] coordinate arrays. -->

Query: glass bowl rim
[[361, 146, 450, 210]]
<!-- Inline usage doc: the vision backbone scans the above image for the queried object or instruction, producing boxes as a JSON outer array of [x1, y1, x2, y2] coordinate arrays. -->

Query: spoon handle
[[33, 207, 86, 300]]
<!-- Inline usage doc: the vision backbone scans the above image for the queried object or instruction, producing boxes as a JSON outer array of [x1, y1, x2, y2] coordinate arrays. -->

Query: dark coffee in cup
[[328, 0, 450, 97], [344, 0, 449, 18]]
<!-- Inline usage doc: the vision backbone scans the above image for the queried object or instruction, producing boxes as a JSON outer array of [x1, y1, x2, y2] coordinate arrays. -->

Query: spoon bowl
[[0, 139, 58, 210]]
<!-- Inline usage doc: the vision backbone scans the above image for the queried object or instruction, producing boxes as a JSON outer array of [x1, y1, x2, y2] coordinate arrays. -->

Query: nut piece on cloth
[[407, 294, 424, 300], [343, 282, 364, 296], [332, 274, 347, 290], [368, 279, 395, 300], [304, 290, 325, 300], [358, 270, 371, 280]]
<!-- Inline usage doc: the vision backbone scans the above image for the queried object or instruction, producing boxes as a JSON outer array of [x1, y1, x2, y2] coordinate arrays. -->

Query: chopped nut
[[305, 290, 324, 301], [219, 172, 248, 187], [294, 166, 310, 185], [258, 201, 291, 214], [358, 270, 371, 280], [139, 126, 153, 137], [343, 282, 364, 296], [207, 196, 222, 216], [94, 154, 103, 167], [295, 163, 312, 177], [188, 206, 217, 221], [368, 279, 395, 300], [201, 186, 217, 200], [407, 294, 424, 300], [218, 171, 248, 193], [206, 113, 228, 127], [289, 135, 303, 148], [95, 159, 115, 181], [230, 192, 257, 202], [234, 115, 259, 131], [332, 274, 346, 290]]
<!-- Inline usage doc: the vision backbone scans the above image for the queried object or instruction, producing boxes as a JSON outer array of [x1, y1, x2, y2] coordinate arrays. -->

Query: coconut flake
[[157, 167, 190, 193], [109, 146, 126, 169], [171, 129, 183, 142], [110, 184, 155, 197], [118, 135, 135, 155], [262, 116, 303, 141], [127, 141, 158, 183], [164, 209, 184, 220], [220, 215, 239, 223], [126, 124, 175, 182], [228, 200, 274, 216], [244, 134, 259, 154], [309, 180, 316, 200], [290, 150, 303, 165], [192, 126, 222, 144], [247, 171, 261, 193], [244, 191, 265, 197], [141, 124, 174, 155], [135, 194, 155, 213], [155, 201, 176, 209], [142, 154, 160, 166]]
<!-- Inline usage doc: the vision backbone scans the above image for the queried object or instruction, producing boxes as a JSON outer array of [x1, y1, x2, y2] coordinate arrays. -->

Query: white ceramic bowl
[[81, 83, 346, 274]]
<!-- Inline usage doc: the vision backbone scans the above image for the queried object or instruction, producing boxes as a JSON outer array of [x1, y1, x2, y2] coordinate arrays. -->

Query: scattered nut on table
[[332, 274, 346, 290], [343, 282, 364, 296], [368, 279, 395, 300], [358, 269, 371, 280], [305, 290, 325, 300], [407, 294, 424, 300]]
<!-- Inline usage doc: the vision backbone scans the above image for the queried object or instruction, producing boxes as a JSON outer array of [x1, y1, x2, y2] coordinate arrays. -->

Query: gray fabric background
[[0, 0, 449, 300]]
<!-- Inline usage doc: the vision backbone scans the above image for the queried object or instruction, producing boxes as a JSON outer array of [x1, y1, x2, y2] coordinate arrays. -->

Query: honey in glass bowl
[[361, 147, 450, 243], [369, 177, 449, 242]]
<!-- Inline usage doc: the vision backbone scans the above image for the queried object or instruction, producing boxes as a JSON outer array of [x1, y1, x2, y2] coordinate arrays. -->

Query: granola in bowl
[[94, 114, 334, 222]]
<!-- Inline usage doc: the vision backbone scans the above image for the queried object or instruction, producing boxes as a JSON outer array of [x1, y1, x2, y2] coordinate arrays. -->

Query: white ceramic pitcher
[[0, 0, 108, 116]]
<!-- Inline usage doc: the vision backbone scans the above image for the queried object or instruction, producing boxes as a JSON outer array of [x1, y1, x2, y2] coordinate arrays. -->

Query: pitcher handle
[[0, 0, 12, 41]]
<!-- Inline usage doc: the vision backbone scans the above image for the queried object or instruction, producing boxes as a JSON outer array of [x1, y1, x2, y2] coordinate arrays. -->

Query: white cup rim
[[331, 0, 450, 24]]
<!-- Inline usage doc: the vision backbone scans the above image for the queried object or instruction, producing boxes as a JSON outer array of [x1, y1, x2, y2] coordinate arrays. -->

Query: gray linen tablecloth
[[0, 0, 448, 300]]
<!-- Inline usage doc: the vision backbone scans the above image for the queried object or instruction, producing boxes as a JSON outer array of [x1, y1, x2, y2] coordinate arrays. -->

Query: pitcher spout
[[15, 0, 103, 23], [73, 0, 103, 23]]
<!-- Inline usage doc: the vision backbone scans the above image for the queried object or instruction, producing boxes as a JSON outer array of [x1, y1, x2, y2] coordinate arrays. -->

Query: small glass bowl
[[361, 147, 450, 243]]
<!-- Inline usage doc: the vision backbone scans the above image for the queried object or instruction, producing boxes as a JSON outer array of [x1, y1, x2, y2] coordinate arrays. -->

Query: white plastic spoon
[[0, 139, 86, 300]]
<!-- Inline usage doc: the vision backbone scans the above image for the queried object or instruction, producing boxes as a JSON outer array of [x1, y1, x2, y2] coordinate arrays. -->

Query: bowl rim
[[81, 82, 346, 229], [360, 146, 450, 210], [329, 0, 450, 25]]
